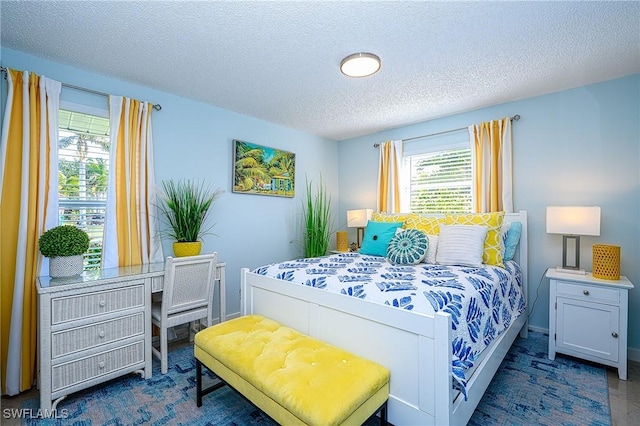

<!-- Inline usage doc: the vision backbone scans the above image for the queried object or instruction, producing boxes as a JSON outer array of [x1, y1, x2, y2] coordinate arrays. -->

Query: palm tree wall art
[[232, 139, 295, 198]]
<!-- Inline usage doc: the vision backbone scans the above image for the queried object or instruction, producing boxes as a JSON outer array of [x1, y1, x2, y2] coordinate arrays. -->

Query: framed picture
[[232, 139, 295, 198]]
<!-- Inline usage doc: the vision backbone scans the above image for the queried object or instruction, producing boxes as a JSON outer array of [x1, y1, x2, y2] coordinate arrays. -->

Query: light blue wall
[[0, 48, 340, 318], [338, 74, 640, 351], [3, 48, 638, 352]]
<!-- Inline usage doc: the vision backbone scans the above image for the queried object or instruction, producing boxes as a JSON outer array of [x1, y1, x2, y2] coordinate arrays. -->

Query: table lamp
[[347, 209, 373, 248], [546, 206, 600, 274]]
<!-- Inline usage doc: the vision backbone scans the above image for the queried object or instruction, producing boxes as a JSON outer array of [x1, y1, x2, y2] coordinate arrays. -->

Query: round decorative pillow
[[386, 229, 429, 265]]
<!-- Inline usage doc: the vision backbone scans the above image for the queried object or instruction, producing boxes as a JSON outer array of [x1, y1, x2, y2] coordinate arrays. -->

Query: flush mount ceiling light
[[340, 52, 381, 77]]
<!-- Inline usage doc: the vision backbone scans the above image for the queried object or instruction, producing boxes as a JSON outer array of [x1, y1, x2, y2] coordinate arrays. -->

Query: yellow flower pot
[[173, 241, 202, 257]]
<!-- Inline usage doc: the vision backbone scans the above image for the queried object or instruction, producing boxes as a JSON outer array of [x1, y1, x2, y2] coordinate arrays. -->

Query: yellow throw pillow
[[404, 213, 444, 235], [444, 211, 505, 267], [371, 212, 410, 224]]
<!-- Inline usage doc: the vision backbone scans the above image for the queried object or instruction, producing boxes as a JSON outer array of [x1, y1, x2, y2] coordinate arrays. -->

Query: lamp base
[[556, 266, 586, 275], [356, 227, 365, 249]]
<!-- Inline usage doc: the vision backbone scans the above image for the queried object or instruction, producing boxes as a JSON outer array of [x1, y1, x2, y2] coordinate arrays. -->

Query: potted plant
[[38, 225, 90, 277], [303, 176, 332, 257], [157, 179, 222, 257]]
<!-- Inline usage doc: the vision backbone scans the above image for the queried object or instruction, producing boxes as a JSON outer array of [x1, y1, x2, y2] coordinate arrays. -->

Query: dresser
[[37, 264, 162, 411], [546, 268, 634, 380], [36, 261, 226, 411]]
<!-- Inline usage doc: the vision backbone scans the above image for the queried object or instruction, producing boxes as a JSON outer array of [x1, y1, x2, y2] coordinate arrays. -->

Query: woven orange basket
[[592, 244, 620, 280]]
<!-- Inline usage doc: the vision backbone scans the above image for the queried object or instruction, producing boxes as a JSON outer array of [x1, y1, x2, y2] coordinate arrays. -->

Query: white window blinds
[[401, 129, 472, 214], [58, 109, 110, 269]]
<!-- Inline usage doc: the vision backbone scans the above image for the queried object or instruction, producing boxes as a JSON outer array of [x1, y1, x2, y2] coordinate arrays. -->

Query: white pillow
[[423, 234, 439, 264], [436, 224, 488, 267]]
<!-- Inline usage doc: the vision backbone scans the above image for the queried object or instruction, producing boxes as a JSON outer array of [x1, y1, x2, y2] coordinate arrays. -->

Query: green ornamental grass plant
[[158, 179, 222, 243], [38, 225, 90, 258], [303, 176, 332, 257]]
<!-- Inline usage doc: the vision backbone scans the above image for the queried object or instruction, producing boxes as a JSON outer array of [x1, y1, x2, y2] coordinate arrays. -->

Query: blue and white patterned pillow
[[386, 229, 428, 265]]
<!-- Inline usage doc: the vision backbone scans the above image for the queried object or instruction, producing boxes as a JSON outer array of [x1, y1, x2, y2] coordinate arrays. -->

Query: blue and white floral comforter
[[253, 253, 525, 399]]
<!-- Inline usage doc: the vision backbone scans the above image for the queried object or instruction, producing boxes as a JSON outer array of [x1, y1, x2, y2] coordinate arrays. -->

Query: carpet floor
[[469, 331, 610, 426], [23, 330, 609, 425]]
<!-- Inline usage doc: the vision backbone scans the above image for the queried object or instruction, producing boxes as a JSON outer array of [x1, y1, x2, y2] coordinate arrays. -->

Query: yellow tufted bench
[[194, 314, 390, 426]]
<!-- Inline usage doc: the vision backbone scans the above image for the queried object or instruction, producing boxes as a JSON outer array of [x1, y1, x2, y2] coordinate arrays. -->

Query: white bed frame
[[241, 211, 528, 426]]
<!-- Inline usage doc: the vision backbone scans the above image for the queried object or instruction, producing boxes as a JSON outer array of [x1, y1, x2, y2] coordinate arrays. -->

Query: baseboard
[[152, 316, 225, 345], [628, 347, 640, 363], [527, 325, 548, 335], [165, 319, 640, 363], [226, 311, 241, 321], [158, 322, 640, 362], [154, 321, 640, 365]]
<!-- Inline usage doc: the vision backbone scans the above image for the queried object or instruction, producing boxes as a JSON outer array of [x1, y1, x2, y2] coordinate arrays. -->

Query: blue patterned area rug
[[469, 330, 610, 426], [23, 331, 609, 425]]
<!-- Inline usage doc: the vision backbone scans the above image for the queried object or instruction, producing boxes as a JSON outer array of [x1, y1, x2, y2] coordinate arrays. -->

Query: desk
[[36, 261, 226, 411]]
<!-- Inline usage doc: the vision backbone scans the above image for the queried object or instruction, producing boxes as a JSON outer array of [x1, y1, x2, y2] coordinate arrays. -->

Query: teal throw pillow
[[360, 221, 403, 256], [387, 229, 429, 265], [503, 222, 522, 261]]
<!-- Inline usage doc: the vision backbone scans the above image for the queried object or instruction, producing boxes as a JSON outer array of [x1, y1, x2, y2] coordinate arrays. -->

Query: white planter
[[49, 255, 84, 278]]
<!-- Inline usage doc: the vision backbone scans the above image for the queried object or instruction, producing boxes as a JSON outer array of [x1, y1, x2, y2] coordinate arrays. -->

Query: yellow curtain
[[376, 140, 403, 213], [470, 117, 513, 213], [0, 69, 61, 394], [102, 96, 163, 268]]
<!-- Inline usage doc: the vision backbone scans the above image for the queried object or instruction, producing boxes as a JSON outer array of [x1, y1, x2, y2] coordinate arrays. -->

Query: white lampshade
[[546, 206, 601, 236], [347, 209, 373, 228]]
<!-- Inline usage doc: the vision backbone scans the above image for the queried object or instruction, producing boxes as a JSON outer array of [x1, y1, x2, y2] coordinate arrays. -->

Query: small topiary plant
[[38, 225, 90, 258]]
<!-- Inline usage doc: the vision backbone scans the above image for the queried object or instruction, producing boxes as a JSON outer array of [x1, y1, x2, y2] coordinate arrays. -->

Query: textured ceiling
[[1, 1, 639, 141]]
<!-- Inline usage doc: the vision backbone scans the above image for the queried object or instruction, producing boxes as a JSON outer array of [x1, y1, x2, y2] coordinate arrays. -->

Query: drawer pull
[[99, 300, 106, 307], [583, 290, 590, 296], [612, 332, 619, 338], [98, 361, 105, 369], [98, 331, 105, 338]]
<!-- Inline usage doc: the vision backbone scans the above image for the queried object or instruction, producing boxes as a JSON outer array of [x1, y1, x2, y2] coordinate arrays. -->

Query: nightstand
[[547, 268, 634, 379]]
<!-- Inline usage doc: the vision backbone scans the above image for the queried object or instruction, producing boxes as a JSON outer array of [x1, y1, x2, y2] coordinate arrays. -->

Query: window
[[58, 106, 110, 269], [401, 130, 472, 214]]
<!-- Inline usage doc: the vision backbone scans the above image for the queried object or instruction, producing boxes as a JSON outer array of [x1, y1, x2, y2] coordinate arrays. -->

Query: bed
[[241, 210, 528, 426]]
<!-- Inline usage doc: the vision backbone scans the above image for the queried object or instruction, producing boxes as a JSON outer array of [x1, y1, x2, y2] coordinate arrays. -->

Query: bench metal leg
[[196, 359, 202, 407], [364, 400, 388, 426], [380, 401, 388, 426], [195, 358, 226, 407]]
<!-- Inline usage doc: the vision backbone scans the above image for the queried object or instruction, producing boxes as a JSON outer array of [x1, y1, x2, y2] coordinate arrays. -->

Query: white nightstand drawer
[[51, 312, 145, 358], [556, 281, 619, 303], [51, 284, 145, 324], [52, 341, 144, 392]]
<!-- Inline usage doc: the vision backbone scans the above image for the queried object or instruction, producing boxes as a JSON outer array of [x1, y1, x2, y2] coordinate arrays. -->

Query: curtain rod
[[373, 114, 520, 148], [0, 66, 161, 111]]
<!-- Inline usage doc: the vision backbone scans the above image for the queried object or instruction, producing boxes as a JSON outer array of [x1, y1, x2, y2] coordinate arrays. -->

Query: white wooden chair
[[152, 252, 217, 374]]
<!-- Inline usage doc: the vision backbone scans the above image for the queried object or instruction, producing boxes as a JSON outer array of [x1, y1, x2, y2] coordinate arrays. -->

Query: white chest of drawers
[[36, 264, 164, 411], [546, 268, 634, 380]]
